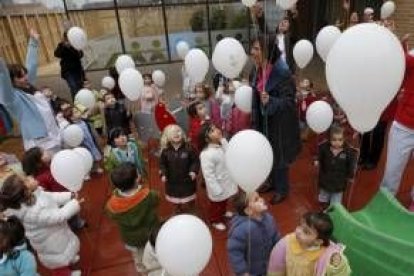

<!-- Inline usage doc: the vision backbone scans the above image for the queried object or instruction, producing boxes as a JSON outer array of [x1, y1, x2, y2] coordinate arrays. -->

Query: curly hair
[[160, 124, 187, 151]]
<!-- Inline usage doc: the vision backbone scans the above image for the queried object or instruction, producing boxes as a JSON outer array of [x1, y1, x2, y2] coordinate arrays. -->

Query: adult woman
[[250, 35, 301, 204], [54, 31, 85, 99], [0, 29, 61, 153]]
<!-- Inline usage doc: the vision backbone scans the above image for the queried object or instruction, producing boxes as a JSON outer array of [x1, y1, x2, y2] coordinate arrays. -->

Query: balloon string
[[346, 132, 363, 209]]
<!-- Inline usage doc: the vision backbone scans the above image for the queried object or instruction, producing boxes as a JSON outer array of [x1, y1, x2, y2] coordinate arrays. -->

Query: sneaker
[[212, 223, 226, 231], [71, 270, 81, 276], [224, 211, 234, 218]]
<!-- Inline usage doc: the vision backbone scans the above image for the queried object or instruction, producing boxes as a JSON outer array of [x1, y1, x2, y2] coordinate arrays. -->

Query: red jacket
[[395, 43, 414, 129], [297, 93, 317, 121], [35, 167, 67, 192], [188, 117, 203, 153]]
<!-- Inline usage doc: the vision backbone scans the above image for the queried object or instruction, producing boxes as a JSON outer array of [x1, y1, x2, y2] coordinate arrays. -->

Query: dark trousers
[[360, 121, 388, 166], [208, 199, 227, 223], [272, 166, 290, 196], [63, 71, 84, 100]]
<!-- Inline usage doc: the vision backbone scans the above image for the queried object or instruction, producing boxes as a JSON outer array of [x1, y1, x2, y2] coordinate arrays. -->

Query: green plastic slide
[[329, 189, 414, 276]]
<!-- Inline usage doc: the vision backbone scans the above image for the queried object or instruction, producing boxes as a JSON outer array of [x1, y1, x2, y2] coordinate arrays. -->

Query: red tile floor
[[1, 132, 413, 276]]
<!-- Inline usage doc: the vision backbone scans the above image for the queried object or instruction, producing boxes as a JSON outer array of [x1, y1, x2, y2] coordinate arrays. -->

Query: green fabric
[[106, 190, 159, 247], [104, 139, 147, 178], [329, 189, 414, 276]]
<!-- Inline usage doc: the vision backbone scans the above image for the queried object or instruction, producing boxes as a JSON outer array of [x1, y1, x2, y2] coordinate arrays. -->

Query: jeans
[[63, 72, 84, 100]]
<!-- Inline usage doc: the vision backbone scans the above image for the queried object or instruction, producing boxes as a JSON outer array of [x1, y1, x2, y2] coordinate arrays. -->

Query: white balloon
[[381, 1, 396, 19], [101, 76, 115, 90], [225, 130, 273, 193], [293, 39, 314, 69], [152, 70, 166, 87], [234, 85, 253, 113], [212, 37, 247, 79], [67, 26, 87, 50], [316, 26, 341, 62], [115, 55, 135, 74], [119, 68, 144, 101], [241, 0, 257, 8], [184, 49, 209, 84], [326, 23, 405, 133], [306, 101, 334, 133], [75, 88, 96, 109], [51, 150, 84, 192], [277, 0, 298, 10], [156, 215, 212, 276], [73, 147, 93, 176], [63, 125, 84, 148], [176, 41, 190, 60]]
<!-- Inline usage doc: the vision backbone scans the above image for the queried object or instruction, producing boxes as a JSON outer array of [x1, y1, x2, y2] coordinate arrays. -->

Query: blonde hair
[[160, 124, 187, 151]]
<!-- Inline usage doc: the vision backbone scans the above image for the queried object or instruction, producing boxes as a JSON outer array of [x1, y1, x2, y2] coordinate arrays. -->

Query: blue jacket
[[0, 38, 48, 140], [0, 243, 37, 276], [227, 212, 279, 276]]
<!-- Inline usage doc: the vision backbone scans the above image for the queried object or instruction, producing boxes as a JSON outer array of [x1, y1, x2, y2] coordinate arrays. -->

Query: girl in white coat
[[0, 174, 82, 276], [199, 123, 238, 231]]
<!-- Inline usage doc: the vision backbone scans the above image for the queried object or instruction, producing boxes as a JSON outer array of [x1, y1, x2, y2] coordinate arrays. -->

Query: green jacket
[[106, 187, 159, 247]]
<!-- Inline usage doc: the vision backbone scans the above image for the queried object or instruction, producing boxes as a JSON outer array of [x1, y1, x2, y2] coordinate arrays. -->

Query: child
[[141, 73, 159, 114], [194, 83, 220, 125], [216, 80, 250, 138], [199, 123, 238, 231], [296, 78, 317, 141], [315, 126, 357, 207], [76, 80, 106, 136], [227, 191, 279, 276], [187, 100, 209, 153], [106, 163, 159, 273], [0, 215, 37, 275], [22, 147, 86, 231], [0, 152, 23, 187], [104, 93, 131, 138], [0, 174, 82, 276], [104, 127, 146, 176], [159, 124, 199, 214], [268, 212, 351, 276]]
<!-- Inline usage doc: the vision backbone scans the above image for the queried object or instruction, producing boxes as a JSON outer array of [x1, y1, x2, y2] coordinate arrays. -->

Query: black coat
[[159, 144, 199, 198], [104, 103, 131, 136], [251, 59, 301, 167], [318, 142, 357, 193], [54, 42, 84, 77]]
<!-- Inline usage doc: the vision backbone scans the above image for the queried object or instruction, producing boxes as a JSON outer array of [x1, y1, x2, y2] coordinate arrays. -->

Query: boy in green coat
[[106, 162, 159, 273]]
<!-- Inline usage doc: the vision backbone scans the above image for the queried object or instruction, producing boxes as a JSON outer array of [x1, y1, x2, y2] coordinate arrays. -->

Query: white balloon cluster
[[115, 55, 135, 74], [63, 125, 84, 148], [234, 85, 253, 113], [51, 148, 92, 192], [156, 215, 212, 276], [326, 23, 405, 133]]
